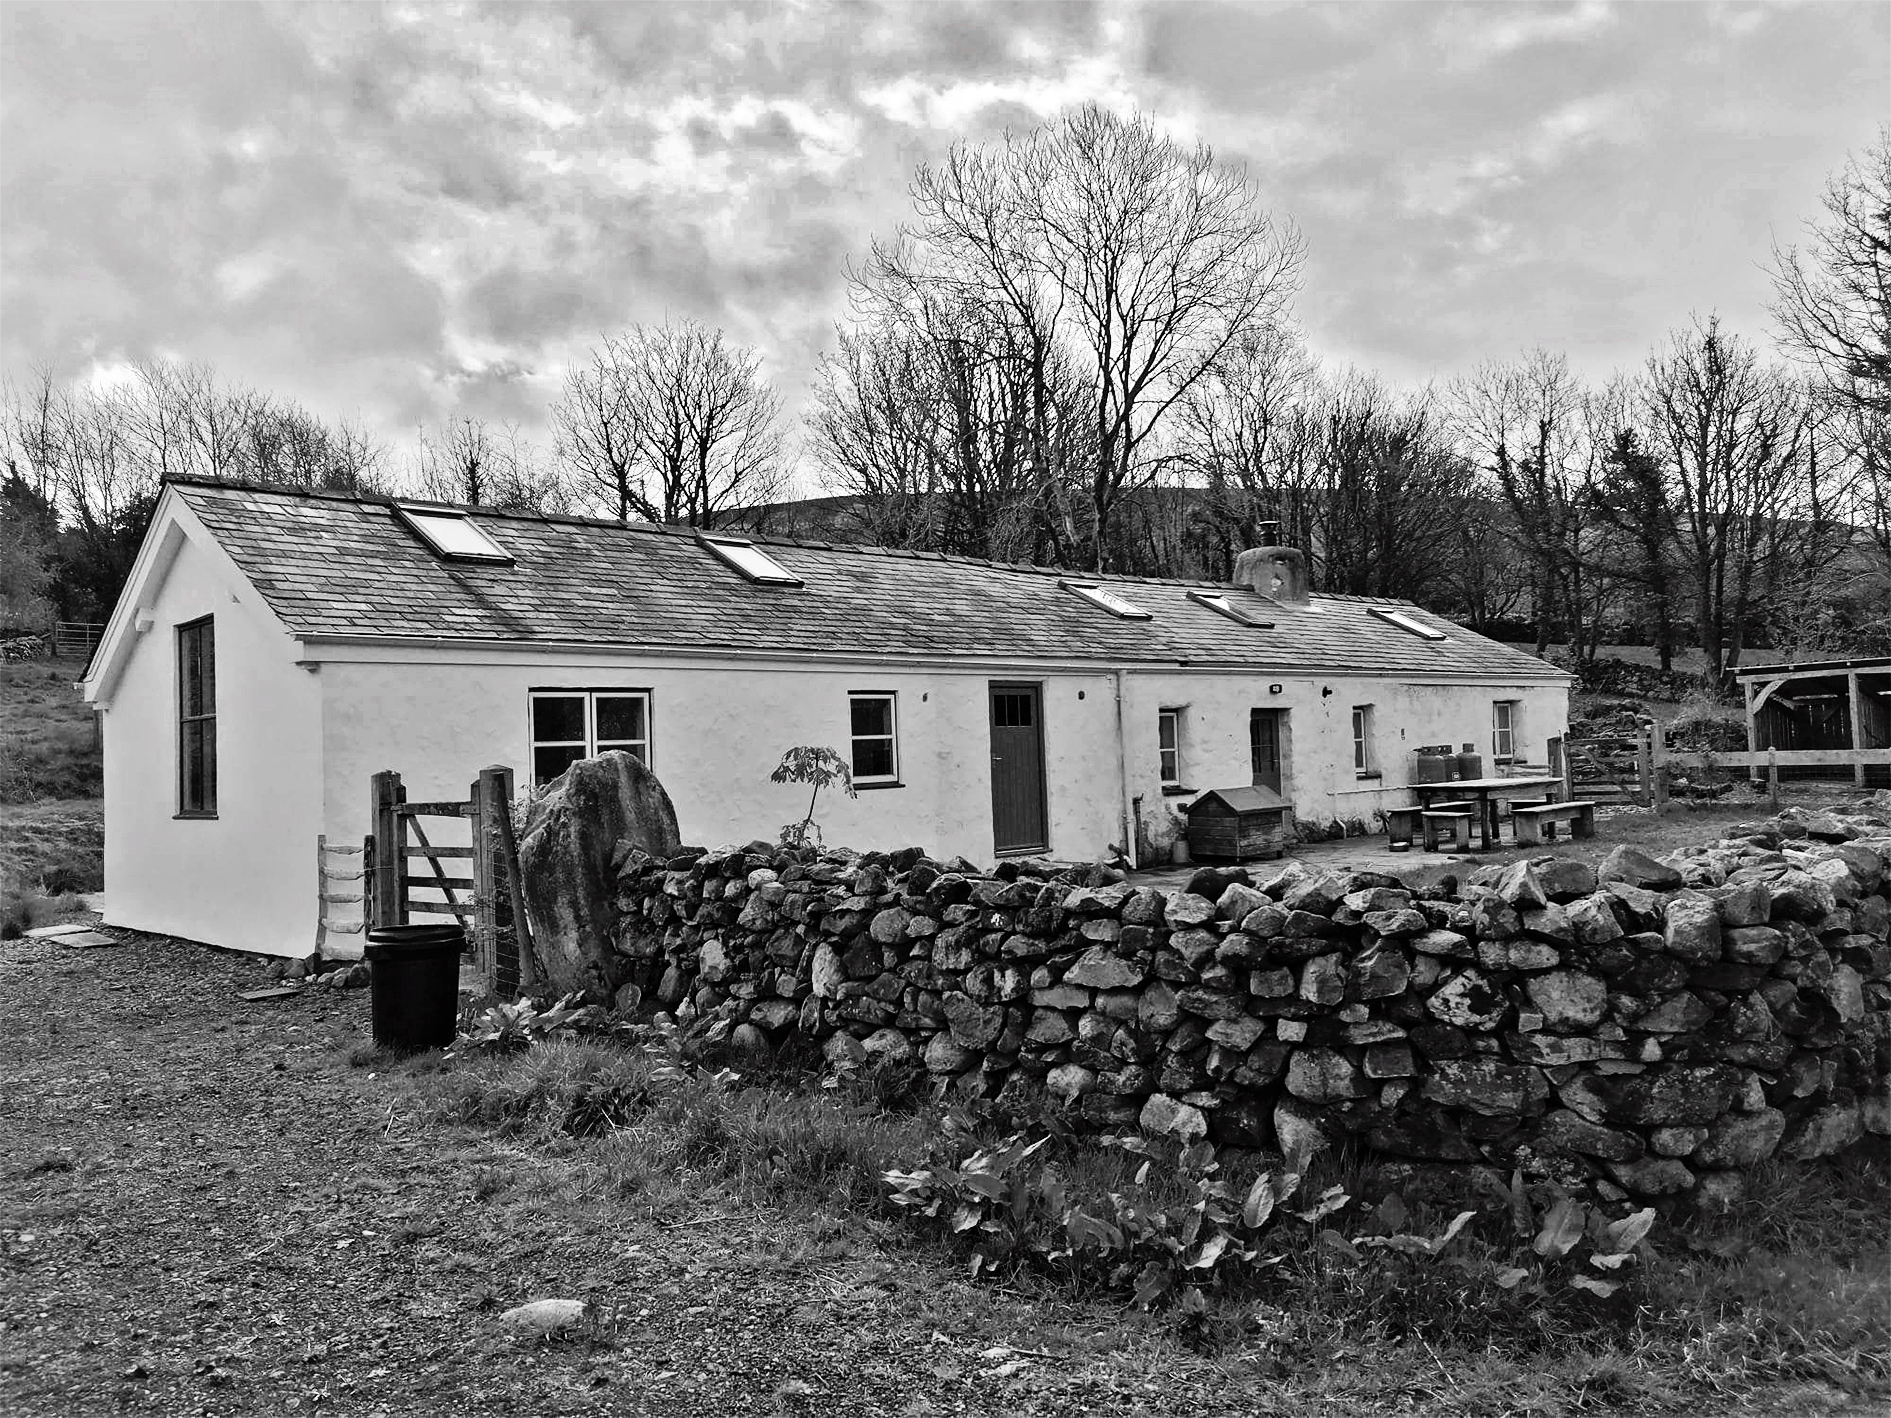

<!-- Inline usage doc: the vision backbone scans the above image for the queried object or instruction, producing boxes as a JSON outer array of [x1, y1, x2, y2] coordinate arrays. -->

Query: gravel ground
[[0, 929, 1292, 1418]]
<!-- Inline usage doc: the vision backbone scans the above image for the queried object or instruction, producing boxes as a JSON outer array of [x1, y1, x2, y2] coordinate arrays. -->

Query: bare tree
[[1638, 317, 1837, 677], [410, 418, 561, 512], [1771, 130, 1891, 597], [1306, 373, 1474, 602], [859, 104, 1304, 569], [809, 300, 1094, 562], [1447, 350, 1608, 658], [552, 319, 786, 528], [1771, 128, 1891, 422], [1173, 328, 1319, 574]]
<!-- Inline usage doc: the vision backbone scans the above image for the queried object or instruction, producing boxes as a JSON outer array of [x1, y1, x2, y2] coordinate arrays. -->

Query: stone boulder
[[1598, 844, 1684, 890], [518, 750, 682, 996]]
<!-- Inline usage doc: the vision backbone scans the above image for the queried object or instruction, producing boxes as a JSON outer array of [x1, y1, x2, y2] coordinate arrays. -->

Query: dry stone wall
[[607, 805, 1891, 1204]]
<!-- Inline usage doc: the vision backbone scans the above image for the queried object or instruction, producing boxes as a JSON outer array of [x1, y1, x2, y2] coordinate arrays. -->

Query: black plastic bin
[[366, 923, 465, 1051]]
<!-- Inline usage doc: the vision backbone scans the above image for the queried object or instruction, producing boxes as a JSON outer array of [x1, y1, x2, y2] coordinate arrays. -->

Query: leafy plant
[[884, 1130, 1354, 1311], [1473, 1170, 1657, 1299], [452, 993, 616, 1055], [769, 745, 857, 849]]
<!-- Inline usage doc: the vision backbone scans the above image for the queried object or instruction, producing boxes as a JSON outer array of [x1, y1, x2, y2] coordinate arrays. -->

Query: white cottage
[[82, 479, 1571, 957]]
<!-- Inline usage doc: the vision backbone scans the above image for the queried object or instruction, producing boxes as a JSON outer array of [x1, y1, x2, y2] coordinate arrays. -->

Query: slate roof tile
[[174, 480, 1567, 682]]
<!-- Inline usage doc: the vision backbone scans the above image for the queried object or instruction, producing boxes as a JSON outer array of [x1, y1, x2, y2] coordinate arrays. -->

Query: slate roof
[[173, 479, 1567, 681]]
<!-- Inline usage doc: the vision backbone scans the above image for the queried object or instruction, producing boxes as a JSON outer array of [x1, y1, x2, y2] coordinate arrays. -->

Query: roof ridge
[[170, 476, 1248, 588]]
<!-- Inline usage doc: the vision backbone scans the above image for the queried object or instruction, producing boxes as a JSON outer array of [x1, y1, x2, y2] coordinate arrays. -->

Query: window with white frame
[[1158, 707, 1184, 788], [1058, 579, 1153, 620], [1493, 700, 1518, 762], [395, 504, 513, 563], [1352, 705, 1376, 775], [849, 692, 898, 784], [529, 690, 652, 786], [697, 533, 803, 586]]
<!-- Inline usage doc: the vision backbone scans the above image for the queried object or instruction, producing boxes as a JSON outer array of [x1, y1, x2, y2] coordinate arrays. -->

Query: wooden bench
[[1421, 807, 1477, 852], [1510, 800, 1596, 846]]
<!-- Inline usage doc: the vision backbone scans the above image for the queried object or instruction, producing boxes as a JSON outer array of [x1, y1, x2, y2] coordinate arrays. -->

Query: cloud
[[2, 0, 1886, 466]]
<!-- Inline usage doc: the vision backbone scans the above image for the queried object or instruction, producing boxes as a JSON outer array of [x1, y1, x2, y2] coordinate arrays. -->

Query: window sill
[[853, 780, 904, 791], [174, 811, 219, 820], [1355, 771, 1382, 781], [1161, 785, 1194, 797]]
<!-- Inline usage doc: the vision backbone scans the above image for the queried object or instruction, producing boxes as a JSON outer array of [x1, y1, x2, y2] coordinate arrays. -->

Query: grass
[[0, 657, 100, 805], [0, 657, 102, 931], [423, 1027, 1891, 1413]]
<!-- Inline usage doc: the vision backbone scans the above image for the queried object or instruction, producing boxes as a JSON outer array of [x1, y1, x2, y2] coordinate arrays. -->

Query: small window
[[1187, 591, 1273, 628], [1059, 580, 1153, 620], [992, 691, 1035, 728], [395, 505, 513, 563], [1352, 705, 1376, 775], [699, 533, 803, 586], [177, 616, 216, 816], [1371, 606, 1448, 641], [849, 692, 898, 783], [1158, 708, 1183, 788], [529, 689, 653, 786], [1493, 701, 1518, 762]]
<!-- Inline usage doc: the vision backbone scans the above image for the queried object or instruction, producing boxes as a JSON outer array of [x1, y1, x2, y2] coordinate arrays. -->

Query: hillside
[[0, 657, 103, 924], [1, 658, 101, 803]]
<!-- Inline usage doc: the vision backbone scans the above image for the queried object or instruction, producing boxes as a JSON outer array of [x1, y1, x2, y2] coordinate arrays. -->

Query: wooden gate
[[368, 765, 536, 998]]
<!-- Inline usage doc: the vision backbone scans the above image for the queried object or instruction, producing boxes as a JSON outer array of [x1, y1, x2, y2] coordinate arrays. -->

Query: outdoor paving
[[1126, 830, 1552, 891]]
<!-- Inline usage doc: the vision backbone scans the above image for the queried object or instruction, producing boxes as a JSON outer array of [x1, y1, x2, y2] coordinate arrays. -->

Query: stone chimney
[[1232, 522, 1309, 605]]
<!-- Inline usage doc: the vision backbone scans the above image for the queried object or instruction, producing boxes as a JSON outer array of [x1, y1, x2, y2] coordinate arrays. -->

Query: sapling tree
[[770, 746, 856, 848]]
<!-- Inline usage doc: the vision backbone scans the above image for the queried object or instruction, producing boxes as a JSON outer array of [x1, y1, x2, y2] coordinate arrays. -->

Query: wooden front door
[[989, 683, 1047, 855], [1250, 709, 1285, 793]]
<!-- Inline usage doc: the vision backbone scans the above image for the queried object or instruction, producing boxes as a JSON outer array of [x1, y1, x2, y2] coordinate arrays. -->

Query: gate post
[[370, 770, 406, 929], [476, 765, 529, 999]]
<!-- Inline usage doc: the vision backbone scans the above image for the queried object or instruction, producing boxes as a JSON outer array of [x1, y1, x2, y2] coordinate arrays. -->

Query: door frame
[[1249, 706, 1290, 797], [988, 680, 1049, 856]]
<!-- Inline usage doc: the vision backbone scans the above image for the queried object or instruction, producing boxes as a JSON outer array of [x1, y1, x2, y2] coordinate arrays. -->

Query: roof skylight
[[1372, 607, 1448, 641], [1059, 580, 1153, 620], [1187, 591, 1274, 629], [698, 533, 803, 587], [395, 505, 513, 564]]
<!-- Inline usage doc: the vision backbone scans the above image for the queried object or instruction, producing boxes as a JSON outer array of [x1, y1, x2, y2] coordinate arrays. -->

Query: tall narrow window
[[1158, 708, 1183, 788], [849, 692, 898, 785], [177, 616, 217, 816], [529, 689, 653, 786], [1352, 705, 1376, 775], [1493, 700, 1518, 761]]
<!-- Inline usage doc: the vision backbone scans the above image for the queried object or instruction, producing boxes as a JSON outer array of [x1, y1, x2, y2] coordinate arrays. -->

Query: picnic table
[[1411, 775, 1564, 851]]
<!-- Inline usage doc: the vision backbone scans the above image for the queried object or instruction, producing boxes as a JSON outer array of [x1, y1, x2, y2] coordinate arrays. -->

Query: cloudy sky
[[3, 0, 1885, 487]]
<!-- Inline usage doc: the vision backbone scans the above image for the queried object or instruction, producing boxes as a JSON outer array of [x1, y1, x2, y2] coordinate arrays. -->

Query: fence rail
[[1666, 748, 1891, 769]]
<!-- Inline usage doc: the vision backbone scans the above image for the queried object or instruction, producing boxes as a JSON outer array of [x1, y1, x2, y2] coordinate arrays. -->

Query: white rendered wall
[[99, 531, 321, 955], [309, 643, 1566, 877], [1122, 671, 1569, 853], [314, 654, 1128, 869]]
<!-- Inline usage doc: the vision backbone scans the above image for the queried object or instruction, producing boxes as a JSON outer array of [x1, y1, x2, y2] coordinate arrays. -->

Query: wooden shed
[[1183, 786, 1295, 862], [1738, 656, 1891, 788]]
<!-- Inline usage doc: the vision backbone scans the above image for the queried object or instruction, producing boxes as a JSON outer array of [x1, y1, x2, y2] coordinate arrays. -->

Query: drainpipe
[[1114, 669, 1138, 869]]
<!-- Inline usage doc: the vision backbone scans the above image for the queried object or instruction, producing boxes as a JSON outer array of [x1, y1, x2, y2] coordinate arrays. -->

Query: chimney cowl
[[1232, 543, 1309, 606]]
